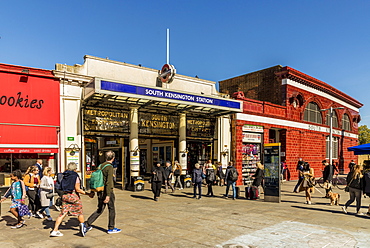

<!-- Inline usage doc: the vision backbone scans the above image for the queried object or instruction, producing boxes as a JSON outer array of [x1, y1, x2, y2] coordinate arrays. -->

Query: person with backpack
[[50, 162, 93, 237], [173, 161, 183, 190], [224, 161, 238, 200], [23, 165, 41, 217], [151, 162, 166, 201], [84, 150, 121, 234], [0, 169, 27, 229], [164, 161, 175, 193], [205, 160, 216, 197], [54, 171, 64, 211]]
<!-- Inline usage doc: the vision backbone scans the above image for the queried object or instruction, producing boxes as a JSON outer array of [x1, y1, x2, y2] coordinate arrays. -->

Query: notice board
[[263, 143, 281, 203]]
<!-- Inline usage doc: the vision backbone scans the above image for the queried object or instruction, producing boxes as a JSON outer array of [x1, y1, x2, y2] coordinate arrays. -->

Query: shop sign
[[242, 124, 263, 133], [186, 118, 215, 138], [65, 150, 80, 167], [100, 80, 242, 110], [0, 148, 58, 153], [83, 108, 130, 133], [139, 113, 178, 136], [67, 137, 74, 141], [242, 132, 262, 143]]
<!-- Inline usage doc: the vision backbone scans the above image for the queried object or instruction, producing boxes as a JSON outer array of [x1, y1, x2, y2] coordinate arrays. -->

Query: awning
[[83, 78, 242, 117], [347, 143, 370, 155]]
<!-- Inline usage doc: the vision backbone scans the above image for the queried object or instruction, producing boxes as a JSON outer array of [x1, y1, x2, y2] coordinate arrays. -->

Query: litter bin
[[133, 176, 145, 192], [184, 175, 192, 188]]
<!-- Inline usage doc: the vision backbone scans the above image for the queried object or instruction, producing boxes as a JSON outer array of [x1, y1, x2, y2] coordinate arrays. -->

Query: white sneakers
[[341, 206, 347, 214], [50, 230, 63, 237]]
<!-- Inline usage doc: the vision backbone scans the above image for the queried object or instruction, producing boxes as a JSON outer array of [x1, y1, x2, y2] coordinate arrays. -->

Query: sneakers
[[50, 230, 63, 237], [80, 223, 87, 237], [36, 211, 44, 219], [55, 205, 61, 211], [356, 212, 364, 216], [10, 222, 24, 229], [46, 217, 53, 221], [341, 206, 348, 214], [107, 228, 121, 234]]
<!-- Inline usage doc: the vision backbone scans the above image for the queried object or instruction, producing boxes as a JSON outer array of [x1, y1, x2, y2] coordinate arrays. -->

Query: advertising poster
[[263, 143, 281, 203]]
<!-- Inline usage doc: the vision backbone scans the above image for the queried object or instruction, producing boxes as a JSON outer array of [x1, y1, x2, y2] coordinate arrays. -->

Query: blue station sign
[[99, 80, 242, 111]]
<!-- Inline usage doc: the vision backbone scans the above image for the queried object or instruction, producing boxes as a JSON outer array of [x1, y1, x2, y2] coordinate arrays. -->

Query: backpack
[[55, 173, 64, 191], [174, 164, 181, 176], [90, 163, 112, 192], [230, 168, 238, 181]]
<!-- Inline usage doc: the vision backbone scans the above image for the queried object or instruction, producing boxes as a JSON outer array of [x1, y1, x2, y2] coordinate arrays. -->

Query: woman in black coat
[[152, 163, 165, 201], [252, 162, 264, 188], [342, 164, 364, 215]]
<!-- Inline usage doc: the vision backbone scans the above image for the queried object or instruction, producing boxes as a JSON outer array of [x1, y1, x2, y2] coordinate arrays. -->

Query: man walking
[[84, 150, 121, 234], [322, 160, 334, 198], [224, 161, 238, 200], [164, 161, 175, 193], [35, 159, 43, 179]]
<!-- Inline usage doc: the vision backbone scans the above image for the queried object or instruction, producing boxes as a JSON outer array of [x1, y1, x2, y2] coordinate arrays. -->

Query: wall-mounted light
[[221, 149, 229, 157], [131, 146, 140, 156], [180, 148, 189, 157]]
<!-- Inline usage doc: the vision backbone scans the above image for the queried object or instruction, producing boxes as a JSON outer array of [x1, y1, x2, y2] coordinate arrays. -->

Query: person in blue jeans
[[224, 161, 238, 200], [192, 163, 203, 199]]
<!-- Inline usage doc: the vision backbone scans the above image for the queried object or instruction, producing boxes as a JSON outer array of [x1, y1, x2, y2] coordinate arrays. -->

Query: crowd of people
[[1, 151, 121, 237]]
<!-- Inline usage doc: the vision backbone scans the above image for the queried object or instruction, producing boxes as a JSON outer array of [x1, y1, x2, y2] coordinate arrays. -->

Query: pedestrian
[[37, 167, 54, 221], [348, 160, 356, 172], [224, 161, 239, 200], [164, 161, 175, 193], [362, 162, 370, 216], [342, 164, 364, 215], [23, 165, 41, 217], [205, 160, 216, 196], [54, 172, 64, 211], [192, 163, 204, 199], [0, 169, 27, 228], [84, 150, 121, 234], [217, 162, 225, 186], [34, 159, 44, 179], [293, 158, 304, 193], [252, 162, 264, 193], [299, 162, 315, 204], [281, 160, 287, 182], [50, 162, 93, 237], [322, 160, 334, 198], [173, 161, 183, 190], [151, 162, 165, 201]]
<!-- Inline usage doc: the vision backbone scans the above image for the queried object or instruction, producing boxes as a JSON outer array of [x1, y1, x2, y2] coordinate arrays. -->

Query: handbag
[[18, 204, 29, 217], [46, 192, 58, 199]]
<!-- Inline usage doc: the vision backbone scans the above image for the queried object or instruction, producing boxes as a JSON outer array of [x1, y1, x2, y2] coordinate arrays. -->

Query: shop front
[[0, 64, 60, 188]]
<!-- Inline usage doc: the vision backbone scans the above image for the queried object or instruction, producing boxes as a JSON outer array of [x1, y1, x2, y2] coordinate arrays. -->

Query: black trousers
[[152, 181, 162, 198], [86, 192, 116, 230], [207, 181, 213, 196], [27, 190, 41, 213]]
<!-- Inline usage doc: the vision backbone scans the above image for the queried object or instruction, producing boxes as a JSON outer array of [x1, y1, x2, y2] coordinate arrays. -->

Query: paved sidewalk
[[1, 180, 369, 247]]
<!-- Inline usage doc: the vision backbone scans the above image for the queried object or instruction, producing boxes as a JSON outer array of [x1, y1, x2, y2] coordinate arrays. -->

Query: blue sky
[[1, 1, 370, 125]]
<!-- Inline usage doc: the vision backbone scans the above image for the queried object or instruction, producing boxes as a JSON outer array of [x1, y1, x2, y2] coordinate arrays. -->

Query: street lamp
[[320, 106, 344, 165]]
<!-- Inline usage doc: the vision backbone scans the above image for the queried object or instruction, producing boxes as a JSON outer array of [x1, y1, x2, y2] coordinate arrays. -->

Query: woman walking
[[0, 170, 27, 228], [252, 162, 264, 193], [173, 161, 183, 190], [23, 165, 41, 217], [205, 160, 216, 196], [50, 162, 93, 237], [37, 167, 54, 221], [217, 162, 225, 186], [342, 164, 364, 215], [151, 163, 165, 201], [299, 162, 315, 204], [192, 163, 204, 199]]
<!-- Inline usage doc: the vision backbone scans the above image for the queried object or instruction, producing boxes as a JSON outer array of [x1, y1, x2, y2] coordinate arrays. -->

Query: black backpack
[[230, 168, 238, 181], [55, 173, 64, 191]]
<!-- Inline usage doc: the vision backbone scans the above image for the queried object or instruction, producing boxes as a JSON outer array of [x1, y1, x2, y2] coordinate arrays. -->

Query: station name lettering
[[145, 89, 214, 104], [0, 92, 44, 109], [85, 109, 129, 118]]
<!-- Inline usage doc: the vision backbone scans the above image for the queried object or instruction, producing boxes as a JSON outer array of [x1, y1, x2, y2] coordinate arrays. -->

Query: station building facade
[[220, 66, 362, 185], [0, 63, 60, 186], [53, 55, 242, 188]]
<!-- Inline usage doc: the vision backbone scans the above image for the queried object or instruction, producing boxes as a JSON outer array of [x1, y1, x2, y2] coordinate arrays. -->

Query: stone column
[[179, 113, 187, 175], [130, 106, 140, 177]]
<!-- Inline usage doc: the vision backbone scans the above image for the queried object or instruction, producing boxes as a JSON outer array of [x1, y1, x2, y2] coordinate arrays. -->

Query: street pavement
[[0, 180, 369, 248]]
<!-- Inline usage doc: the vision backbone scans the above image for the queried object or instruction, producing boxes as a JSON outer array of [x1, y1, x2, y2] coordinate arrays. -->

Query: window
[[326, 136, 339, 160], [303, 102, 322, 124], [326, 111, 338, 128], [342, 114, 351, 131]]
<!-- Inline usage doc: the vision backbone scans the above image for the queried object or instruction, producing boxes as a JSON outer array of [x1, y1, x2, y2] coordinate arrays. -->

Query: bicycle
[[316, 173, 347, 190]]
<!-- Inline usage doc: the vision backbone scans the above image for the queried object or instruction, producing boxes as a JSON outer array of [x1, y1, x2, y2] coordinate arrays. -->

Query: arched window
[[342, 114, 351, 131], [326, 111, 338, 128], [303, 102, 322, 124]]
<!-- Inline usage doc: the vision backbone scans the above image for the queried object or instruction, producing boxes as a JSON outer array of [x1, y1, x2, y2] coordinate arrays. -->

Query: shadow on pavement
[[0, 215, 17, 226], [130, 194, 153, 200]]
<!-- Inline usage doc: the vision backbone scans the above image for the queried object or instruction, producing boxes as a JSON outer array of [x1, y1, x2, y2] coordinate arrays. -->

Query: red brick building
[[220, 66, 363, 185]]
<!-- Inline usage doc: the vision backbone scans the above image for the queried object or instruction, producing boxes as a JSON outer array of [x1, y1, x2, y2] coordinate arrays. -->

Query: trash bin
[[133, 176, 145, 192], [184, 175, 192, 188]]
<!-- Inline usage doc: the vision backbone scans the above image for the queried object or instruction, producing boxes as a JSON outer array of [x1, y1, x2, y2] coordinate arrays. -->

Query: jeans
[[152, 181, 162, 199], [193, 182, 202, 198], [86, 192, 116, 230], [174, 175, 183, 189], [225, 180, 236, 199], [344, 187, 362, 212], [165, 178, 174, 192], [39, 199, 52, 217]]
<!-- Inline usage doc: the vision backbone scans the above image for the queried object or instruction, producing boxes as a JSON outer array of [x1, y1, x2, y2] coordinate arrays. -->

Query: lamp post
[[320, 106, 344, 165]]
